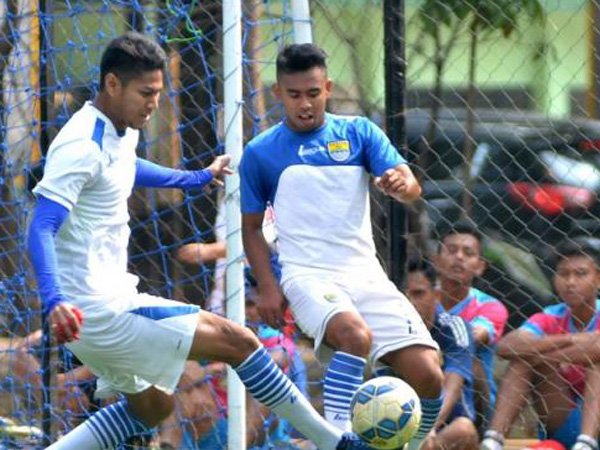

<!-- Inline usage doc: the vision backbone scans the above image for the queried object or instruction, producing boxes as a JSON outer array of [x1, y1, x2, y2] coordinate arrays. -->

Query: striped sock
[[47, 400, 150, 449], [235, 346, 342, 450], [324, 351, 366, 431], [412, 396, 442, 440]]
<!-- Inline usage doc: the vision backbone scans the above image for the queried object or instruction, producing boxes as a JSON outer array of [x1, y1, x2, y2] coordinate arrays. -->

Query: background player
[[481, 240, 600, 450], [434, 220, 508, 430], [240, 42, 444, 446], [27, 32, 368, 450]]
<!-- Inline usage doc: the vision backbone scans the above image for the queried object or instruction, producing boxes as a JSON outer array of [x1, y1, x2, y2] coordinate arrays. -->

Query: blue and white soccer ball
[[350, 376, 422, 449]]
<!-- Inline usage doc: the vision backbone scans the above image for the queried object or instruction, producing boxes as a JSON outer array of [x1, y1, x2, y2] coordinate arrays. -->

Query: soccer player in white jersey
[[240, 43, 444, 448], [27, 32, 370, 450]]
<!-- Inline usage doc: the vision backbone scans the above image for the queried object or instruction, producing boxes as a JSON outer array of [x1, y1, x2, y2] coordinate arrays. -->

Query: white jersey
[[33, 101, 139, 305], [239, 114, 405, 282]]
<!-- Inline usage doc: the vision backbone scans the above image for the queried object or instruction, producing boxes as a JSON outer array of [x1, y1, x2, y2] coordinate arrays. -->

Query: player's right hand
[[49, 303, 84, 344], [257, 287, 287, 329]]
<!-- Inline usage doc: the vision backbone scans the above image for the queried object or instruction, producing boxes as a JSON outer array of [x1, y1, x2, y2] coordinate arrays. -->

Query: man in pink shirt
[[481, 240, 600, 450]]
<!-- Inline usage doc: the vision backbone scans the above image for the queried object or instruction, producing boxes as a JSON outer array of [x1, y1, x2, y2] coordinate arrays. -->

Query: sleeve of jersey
[[359, 117, 407, 176], [134, 158, 213, 189], [471, 300, 509, 345], [520, 312, 552, 337], [33, 141, 103, 210], [27, 195, 69, 316], [239, 145, 269, 213], [440, 319, 473, 383]]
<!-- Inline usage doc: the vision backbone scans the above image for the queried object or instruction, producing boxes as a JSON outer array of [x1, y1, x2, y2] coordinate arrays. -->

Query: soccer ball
[[350, 376, 421, 449]]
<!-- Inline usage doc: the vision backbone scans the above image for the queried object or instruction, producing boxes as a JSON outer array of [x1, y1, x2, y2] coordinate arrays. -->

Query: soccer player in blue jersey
[[406, 258, 478, 450], [240, 43, 444, 446], [27, 32, 367, 450]]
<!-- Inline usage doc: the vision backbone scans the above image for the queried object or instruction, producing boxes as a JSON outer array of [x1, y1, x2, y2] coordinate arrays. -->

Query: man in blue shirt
[[240, 43, 443, 447], [406, 258, 478, 450]]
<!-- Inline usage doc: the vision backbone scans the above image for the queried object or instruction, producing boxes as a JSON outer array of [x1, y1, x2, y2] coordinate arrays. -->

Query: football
[[350, 376, 421, 449]]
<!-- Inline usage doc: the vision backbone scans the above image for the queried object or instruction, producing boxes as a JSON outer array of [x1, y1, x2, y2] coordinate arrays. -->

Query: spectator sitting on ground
[[481, 239, 600, 450], [406, 257, 478, 450], [434, 220, 508, 431]]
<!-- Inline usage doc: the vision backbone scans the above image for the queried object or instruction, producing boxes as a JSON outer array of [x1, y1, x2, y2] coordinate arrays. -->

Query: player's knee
[[326, 320, 372, 357], [221, 324, 261, 366], [405, 355, 444, 397], [129, 393, 175, 427], [149, 395, 175, 425]]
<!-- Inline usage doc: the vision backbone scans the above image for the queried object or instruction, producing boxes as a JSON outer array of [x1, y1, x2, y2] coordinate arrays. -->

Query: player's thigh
[[353, 276, 438, 365], [68, 293, 200, 396], [188, 310, 260, 366], [282, 275, 356, 344]]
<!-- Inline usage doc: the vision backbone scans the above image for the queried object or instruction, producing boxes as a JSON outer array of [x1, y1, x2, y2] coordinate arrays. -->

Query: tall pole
[[38, 0, 52, 446], [223, 0, 246, 448], [383, 0, 407, 288], [291, 0, 313, 44]]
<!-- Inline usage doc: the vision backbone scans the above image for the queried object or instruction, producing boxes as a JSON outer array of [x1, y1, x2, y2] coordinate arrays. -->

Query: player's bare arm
[[242, 212, 286, 328], [539, 332, 600, 366], [496, 329, 575, 360], [374, 164, 421, 203]]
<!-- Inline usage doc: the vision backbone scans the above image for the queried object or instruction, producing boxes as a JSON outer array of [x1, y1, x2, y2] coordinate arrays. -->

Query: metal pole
[[38, 0, 52, 446], [223, 0, 246, 448], [383, 0, 407, 288], [291, 0, 313, 44]]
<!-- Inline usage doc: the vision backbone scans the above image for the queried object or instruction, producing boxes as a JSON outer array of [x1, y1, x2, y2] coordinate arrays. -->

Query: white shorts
[[282, 271, 438, 366], [66, 293, 200, 398]]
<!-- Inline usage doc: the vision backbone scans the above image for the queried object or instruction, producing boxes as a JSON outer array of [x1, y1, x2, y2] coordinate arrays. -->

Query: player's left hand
[[374, 168, 408, 197], [208, 155, 234, 186]]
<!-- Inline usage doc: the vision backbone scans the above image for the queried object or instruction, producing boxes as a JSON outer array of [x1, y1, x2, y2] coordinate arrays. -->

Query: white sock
[[235, 346, 343, 450], [481, 430, 505, 450]]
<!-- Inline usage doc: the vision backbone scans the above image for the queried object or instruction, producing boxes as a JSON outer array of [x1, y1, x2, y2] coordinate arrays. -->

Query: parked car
[[406, 108, 600, 327]]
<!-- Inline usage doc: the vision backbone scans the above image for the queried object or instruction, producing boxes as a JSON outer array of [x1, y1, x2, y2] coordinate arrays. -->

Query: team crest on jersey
[[327, 140, 350, 162]]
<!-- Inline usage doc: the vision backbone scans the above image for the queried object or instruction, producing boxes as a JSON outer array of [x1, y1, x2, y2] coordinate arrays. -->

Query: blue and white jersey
[[33, 101, 139, 303], [240, 113, 405, 281]]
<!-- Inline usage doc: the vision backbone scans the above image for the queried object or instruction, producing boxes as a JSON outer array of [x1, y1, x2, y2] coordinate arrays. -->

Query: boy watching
[[407, 258, 478, 450], [481, 240, 600, 450], [434, 220, 509, 428]]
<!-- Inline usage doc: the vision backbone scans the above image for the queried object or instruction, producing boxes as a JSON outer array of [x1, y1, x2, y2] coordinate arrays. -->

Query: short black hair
[[407, 257, 437, 286], [276, 43, 327, 77], [436, 219, 483, 254], [552, 238, 600, 270], [99, 32, 167, 90]]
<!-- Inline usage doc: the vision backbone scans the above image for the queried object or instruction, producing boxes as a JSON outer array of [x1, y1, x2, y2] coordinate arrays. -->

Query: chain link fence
[[0, 0, 598, 447]]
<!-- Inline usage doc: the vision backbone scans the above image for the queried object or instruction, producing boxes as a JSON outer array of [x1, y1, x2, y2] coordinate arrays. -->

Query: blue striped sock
[[85, 400, 149, 449], [324, 351, 366, 431], [413, 396, 442, 439], [235, 346, 342, 450], [235, 346, 295, 408]]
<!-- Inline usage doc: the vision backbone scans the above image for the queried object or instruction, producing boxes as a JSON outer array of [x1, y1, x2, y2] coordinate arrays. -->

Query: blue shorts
[[538, 400, 599, 448]]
